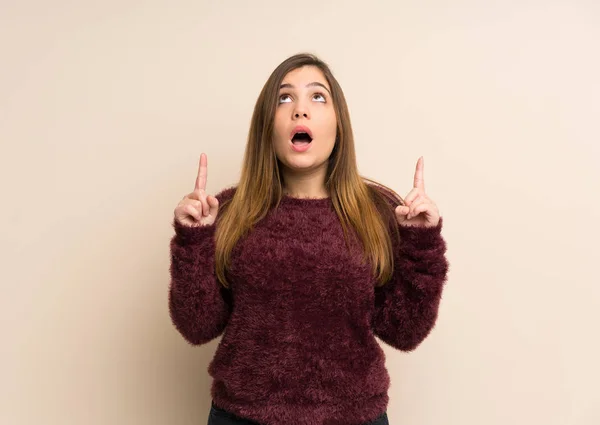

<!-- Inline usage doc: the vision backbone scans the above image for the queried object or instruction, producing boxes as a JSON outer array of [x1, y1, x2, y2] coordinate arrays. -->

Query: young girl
[[169, 53, 449, 425]]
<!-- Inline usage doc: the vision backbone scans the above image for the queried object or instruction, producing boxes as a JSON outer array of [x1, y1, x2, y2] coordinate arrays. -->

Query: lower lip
[[290, 141, 312, 152]]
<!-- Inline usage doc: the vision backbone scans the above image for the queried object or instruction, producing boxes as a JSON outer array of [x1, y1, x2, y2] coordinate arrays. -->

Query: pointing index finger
[[195, 153, 208, 192], [413, 156, 425, 191]]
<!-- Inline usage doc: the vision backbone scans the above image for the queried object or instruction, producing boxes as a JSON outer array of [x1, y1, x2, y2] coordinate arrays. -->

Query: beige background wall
[[1, 0, 599, 424]]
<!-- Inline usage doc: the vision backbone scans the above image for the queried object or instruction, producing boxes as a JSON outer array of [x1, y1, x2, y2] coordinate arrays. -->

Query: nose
[[293, 102, 310, 120]]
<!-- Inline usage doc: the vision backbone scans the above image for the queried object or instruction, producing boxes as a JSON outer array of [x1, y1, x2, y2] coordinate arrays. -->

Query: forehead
[[281, 65, 330, 89]]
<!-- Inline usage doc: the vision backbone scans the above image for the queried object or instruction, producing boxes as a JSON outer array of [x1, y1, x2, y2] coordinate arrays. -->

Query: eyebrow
[[279, 82, 332, 96]]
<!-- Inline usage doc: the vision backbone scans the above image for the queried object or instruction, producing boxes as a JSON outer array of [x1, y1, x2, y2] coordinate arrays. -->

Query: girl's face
[[272, 66, 337, 176]]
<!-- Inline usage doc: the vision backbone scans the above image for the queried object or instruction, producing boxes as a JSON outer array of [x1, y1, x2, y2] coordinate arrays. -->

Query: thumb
[[395, 205, 410, 223], [207, 195, 219, 216]]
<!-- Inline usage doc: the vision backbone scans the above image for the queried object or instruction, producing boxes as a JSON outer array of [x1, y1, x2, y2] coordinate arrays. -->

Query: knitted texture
[[169, 186, 449, 425]]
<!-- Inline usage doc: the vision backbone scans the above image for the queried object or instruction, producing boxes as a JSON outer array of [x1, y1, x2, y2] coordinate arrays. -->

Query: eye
[[278, 94, 292, 104], [313, 93, 326, 103]]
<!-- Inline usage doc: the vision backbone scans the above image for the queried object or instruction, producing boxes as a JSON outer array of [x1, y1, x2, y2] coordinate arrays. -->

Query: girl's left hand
[[395, 156, 441, 228]]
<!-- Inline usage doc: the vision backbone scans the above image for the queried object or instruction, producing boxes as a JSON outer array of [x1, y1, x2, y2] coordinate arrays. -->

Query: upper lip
[[290, 125, 313, 140]]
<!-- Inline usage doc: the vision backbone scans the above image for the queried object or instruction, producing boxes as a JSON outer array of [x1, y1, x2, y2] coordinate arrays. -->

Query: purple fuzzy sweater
[[169, 186, 449, 425]]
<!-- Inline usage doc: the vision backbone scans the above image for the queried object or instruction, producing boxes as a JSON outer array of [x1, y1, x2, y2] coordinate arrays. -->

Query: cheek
[[273, 112, 288, 141], [320, 110, 337, 137]]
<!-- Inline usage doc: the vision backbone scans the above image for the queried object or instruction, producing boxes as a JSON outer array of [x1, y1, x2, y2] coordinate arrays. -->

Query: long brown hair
[[215, 53, 405, 288]]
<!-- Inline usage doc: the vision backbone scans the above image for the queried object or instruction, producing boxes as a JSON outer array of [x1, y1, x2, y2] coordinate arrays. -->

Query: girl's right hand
[[174, 153, 219, 227]]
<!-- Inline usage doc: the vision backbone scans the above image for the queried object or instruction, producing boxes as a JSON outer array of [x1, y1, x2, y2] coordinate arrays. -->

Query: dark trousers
[[207, 400, 389, 425]]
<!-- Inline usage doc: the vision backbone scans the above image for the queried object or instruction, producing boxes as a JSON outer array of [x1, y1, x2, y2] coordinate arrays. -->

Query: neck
[[281, 164, 329, 198]]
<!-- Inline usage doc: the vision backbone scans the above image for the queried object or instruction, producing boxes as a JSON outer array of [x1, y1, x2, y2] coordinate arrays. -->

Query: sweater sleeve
[[371, 195, 449, 352], [168, 187, 236, 345]]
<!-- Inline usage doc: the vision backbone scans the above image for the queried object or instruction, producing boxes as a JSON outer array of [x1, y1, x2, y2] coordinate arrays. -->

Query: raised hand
[[395, 156, 440, 228], [174, 153, 220, 227]]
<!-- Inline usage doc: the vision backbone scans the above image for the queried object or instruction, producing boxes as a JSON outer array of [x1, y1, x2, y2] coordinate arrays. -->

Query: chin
[[283, 156, 328, 171]]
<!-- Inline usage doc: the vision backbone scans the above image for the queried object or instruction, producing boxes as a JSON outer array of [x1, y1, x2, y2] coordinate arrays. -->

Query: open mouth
[[291, 132, 313, 145]]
